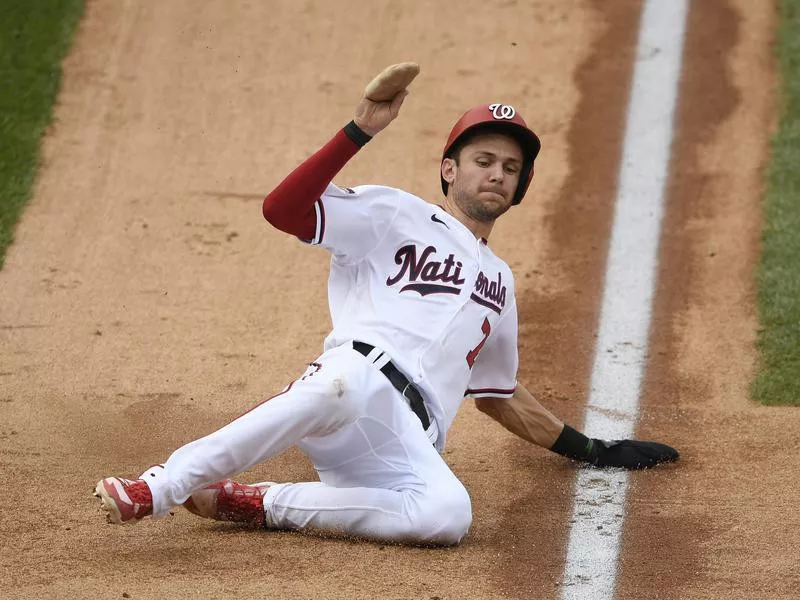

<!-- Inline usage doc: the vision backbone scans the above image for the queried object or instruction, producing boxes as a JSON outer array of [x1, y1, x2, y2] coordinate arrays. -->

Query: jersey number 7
[[466, 317, 491, 368]]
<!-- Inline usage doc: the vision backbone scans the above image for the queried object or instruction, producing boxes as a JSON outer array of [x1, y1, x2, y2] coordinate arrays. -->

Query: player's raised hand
[[354, 62, 419, 137]]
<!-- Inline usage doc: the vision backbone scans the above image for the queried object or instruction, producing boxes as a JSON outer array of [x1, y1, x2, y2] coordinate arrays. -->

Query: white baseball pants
[[140, 343, 472, 545]]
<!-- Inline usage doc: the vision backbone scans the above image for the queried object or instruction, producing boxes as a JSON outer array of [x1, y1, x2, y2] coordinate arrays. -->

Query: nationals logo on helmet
[[488, 103, 516, 120]]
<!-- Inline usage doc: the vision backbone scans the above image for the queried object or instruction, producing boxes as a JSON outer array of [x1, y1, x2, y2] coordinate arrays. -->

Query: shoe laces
[[122, 478, 153, 508], [216, 482, 266, 526]]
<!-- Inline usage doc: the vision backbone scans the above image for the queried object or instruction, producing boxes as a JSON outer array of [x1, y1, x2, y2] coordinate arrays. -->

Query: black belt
[[352, 341, 431, 430]]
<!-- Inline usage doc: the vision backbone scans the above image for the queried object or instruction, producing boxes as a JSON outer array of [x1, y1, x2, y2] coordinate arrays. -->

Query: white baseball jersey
[[308, 183, 519, 448]]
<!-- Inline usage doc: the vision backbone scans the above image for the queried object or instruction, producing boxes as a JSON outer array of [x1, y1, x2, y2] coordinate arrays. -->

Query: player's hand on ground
[[354, 62, 419, 137], [591, 438, 679, 470]]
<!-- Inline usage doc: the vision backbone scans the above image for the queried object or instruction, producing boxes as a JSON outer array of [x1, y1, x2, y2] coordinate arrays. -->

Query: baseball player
[[94, 63, 678, 545]]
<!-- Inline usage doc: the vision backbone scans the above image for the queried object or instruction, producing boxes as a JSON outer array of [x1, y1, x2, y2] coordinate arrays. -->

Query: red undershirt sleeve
[[262, 123, 370, 240]]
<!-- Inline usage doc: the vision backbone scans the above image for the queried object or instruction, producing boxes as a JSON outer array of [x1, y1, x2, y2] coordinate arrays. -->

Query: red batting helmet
[[441, 103, 541, 205]]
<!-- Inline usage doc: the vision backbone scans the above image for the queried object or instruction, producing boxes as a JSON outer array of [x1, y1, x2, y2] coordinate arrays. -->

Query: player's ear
[[441, 157, 457, 185]]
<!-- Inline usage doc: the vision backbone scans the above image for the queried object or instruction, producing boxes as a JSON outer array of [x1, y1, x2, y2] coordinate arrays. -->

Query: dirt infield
[[0, 0, 793, 598]]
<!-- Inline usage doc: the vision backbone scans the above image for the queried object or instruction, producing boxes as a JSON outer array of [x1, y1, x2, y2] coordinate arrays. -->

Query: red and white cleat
[[94, 477, 153, 524], [183, 480, 272, 527]]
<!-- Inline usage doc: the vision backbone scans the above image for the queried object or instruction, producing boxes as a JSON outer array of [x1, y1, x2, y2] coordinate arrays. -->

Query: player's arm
[[261, 125, 366, 239], [262, 63, 418, 239], [474, 382, 679, 469], [473, 384, 565, 449]]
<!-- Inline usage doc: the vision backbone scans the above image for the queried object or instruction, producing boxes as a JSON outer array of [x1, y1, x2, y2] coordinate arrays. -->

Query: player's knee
[[412, 484, 473, 546], [435, 491, 473, 545]]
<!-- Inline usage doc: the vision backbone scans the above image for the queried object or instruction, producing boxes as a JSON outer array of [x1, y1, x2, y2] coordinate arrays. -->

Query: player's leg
[[187, 395, 470, 544], [259, 361, 471, 545], [263, 425, 471, 545], [95, 344, 371, 524]]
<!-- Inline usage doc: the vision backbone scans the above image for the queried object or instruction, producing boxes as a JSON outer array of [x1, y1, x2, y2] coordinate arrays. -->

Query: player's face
[[444, 132, 523, 222]]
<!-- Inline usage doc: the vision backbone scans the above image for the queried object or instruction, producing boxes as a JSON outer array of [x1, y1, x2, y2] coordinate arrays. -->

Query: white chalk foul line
[[560, 1, 690, 598]]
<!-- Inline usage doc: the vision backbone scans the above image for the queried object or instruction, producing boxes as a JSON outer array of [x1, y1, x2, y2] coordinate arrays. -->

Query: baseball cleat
[[183, 479, 272, 527], [94, 477, 153, 524]]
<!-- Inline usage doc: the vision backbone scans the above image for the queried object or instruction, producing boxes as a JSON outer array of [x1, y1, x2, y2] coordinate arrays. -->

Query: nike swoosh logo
[[431, 214, 449, 228]]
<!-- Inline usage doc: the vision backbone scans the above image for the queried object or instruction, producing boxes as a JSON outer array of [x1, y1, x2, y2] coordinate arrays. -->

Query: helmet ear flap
[[512, 160, 535, 205]]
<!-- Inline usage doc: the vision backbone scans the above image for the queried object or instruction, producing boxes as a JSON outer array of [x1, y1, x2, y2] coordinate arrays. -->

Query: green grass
[[751, 0, 800, 405], [0, 0, 85, 269]]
